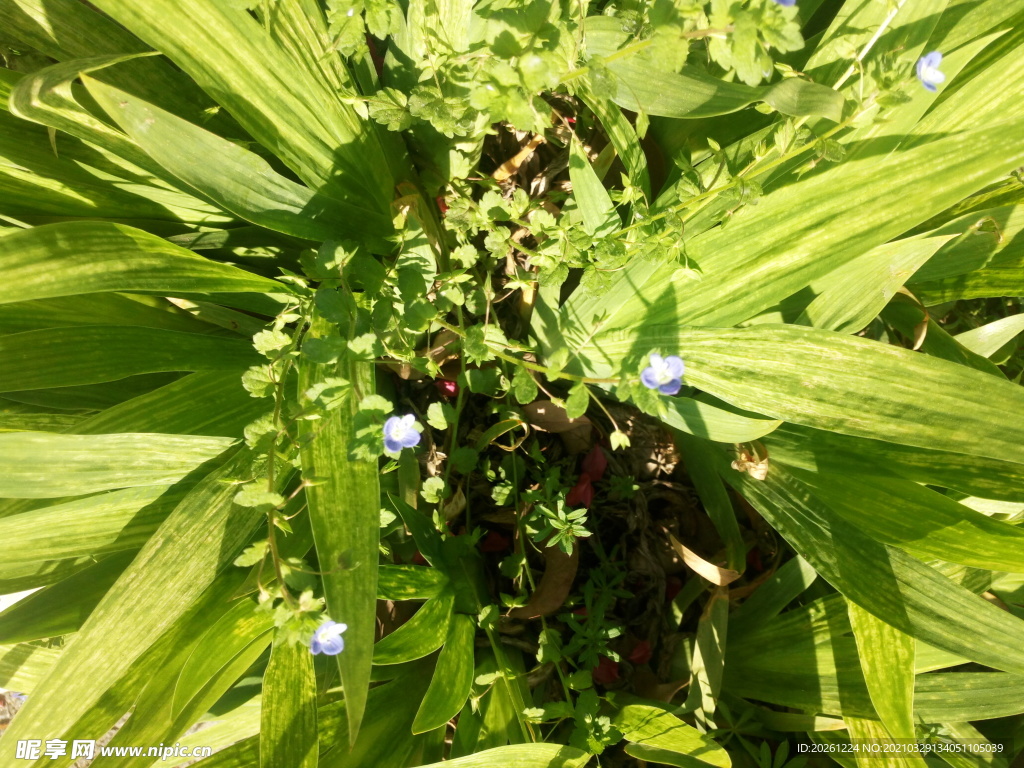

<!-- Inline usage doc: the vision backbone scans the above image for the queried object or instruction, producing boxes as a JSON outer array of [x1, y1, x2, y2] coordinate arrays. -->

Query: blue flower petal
[[658, 379, 682, 396], [664, 355, 685, 378], [311, 620, 347, 656], [640, 367, 662, 390]]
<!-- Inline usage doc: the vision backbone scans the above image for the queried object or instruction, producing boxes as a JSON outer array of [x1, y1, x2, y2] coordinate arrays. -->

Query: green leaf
[[569, 138, 620, 237], [84, 572, 264, 764], [576, 324, 1024, 463], [0, 643, 61, 694], [69, 370, 267, 437], [409, 744, 591, 768], [796, 237, 953, 332], [675, 434, 744, 572], [582, 87, 651, 201], [8, 55, 198, 185], [558, 117, 1024, 337], [511, 367, 539, 405], [377, 564, 450, 601], [0, 221, 284, 305], [847, 601, 916, 740], [720, 460, 1024, 676], [413, 612, 477, 734], [659, 395, 782, 443], [954, 313, 1024, 358], [0, 486, 176, 574], [564, 382, 590, 420], [0, 293, 216, 336], [728, 555, 816, 632], [426, 401, 451, 430], [0, 325, 258, 392], [373, 591, 454, 664], [585, 17, 844, 121], [171, 597, 275, 717], [87, 0, 396, 238], [0, 448, 269, 761], [793, 470, 1024, 573], [0, 552, 132, 643], [686, 587, 730, 729], [726, 594, 1024, 721], [298, 315, 380, 744], [764, 422, 1024, 503], [0, 0, 239, 133], [911, 269, 1024, 304], [0, 432, 234, 498], [84, 77, 366, 243], [261, 640, 318, 768], [614, 704, 731, 768]]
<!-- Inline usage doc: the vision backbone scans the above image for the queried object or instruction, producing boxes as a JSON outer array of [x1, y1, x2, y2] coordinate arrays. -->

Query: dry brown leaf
[[508, 541, 579, 620], [522, 400, 592, 454], [387, 329, 462, 380], [666, 532, 742, 586], [442, 486, 467, 522], [492, 134, 545, 182]]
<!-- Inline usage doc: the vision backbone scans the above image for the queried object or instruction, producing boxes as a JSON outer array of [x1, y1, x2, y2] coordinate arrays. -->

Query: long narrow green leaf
[[847, 601, 916, 740], [729, 555, 816, 632], [0, 448, 267, 761], [376, 564, 450, 601], [171, 600, 276, 717], [954, 314, 1024, 357], [676, 433, 745, 571], [659, 395, 782, 443], [0, 326, 257, 392], [576, 324, 1024, 463], [794, 471, 1024, 573], [0, 110, 225, 223], [85, 78, 360, 242], [0, 432, 234, 498], [297, 316, 380, 744], [76, 571, 257, 768], [8, 55, 200, 185], [0, 0, 241, 133], [720, 460, 1024, 676], [88, 0, 396, 238], [372, 591, 454, 665], [569, 137, 619, 237], [0, 486, 176, 575], [68, 370, 266, 438], [797, 237, 952, 332], [0, 294, 217, 335], [0, 643, 61, 694], [0, 221, 283, 305], [412, 613, 478, 734], [261, 641, 318, 768], [0, 552, 132, 643], [557, 117, 1024, 338], [764, 423, 1024, 502]]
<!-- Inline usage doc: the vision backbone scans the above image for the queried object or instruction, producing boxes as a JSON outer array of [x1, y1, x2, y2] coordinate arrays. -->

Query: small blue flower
[[772, 0, 796, 6], [383, 414, 421, 453], [310, 619, 347, 655], [641, 353, 685, 396], [916, 51, 945, 92]]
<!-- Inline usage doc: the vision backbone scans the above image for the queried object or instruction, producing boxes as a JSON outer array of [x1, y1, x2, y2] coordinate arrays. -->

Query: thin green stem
[[434, 319, 618, 384]]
